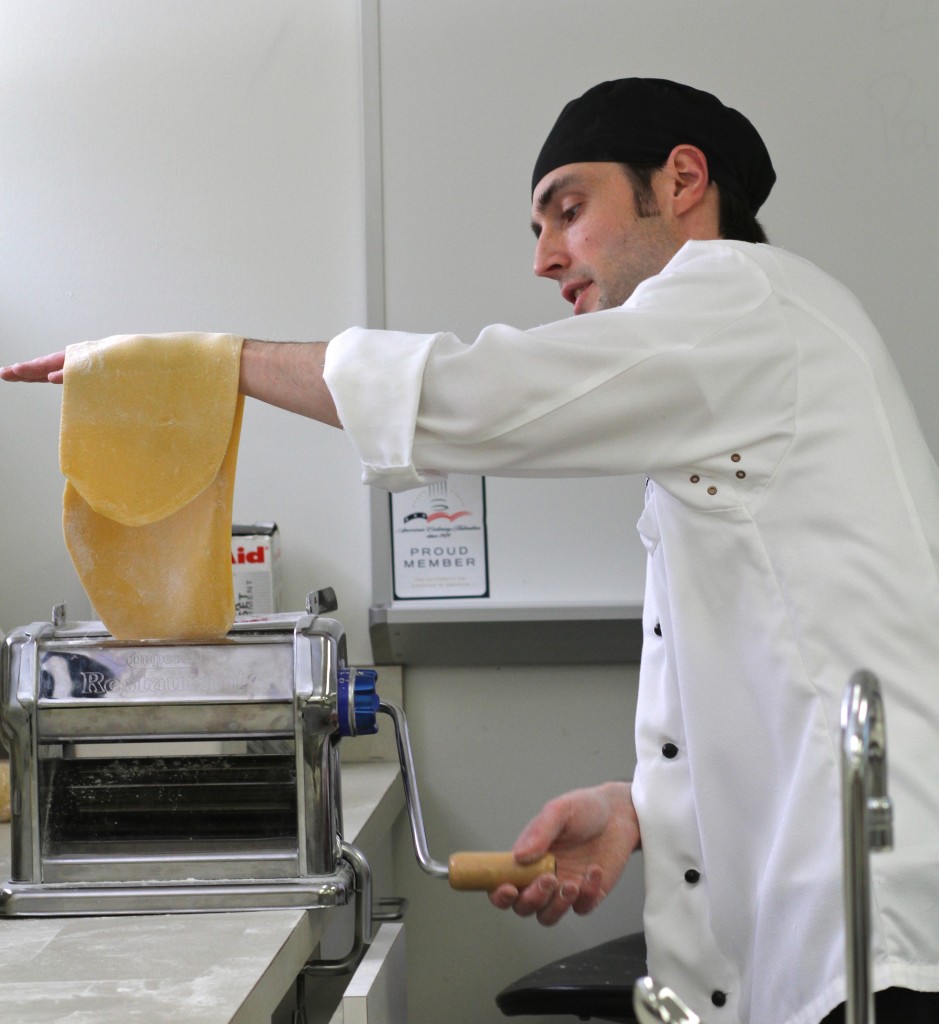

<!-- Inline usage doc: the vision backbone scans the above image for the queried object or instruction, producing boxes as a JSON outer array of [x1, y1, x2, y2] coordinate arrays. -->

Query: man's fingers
[[489, 873, 583, 927], [512, 874, 560, 917], [534, 880, 578, 926], [572, 865, 606, 915], [0, 352, 67, 382], [491, 873, 562, 917], [512, 790, 589, 861], [488, 883, 518, 910]]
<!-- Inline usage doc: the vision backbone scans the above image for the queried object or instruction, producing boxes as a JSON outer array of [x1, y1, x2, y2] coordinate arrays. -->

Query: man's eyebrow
[[530, 172, 582, 236]]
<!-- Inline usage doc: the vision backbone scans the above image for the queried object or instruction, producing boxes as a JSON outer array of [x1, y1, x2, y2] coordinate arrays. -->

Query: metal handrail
[[841, 669, 893, 1024], [632, 976, 701, 1023]]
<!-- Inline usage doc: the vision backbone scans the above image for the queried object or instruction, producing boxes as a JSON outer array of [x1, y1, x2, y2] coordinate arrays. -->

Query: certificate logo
[[390, 476, 489, 599]]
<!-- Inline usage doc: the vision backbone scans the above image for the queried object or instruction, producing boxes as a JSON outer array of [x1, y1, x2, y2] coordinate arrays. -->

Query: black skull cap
[[531, 78, 775, 214]]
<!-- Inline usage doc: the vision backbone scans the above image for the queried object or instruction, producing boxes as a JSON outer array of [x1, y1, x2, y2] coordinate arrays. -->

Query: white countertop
[[0, 762, 403, 1024]]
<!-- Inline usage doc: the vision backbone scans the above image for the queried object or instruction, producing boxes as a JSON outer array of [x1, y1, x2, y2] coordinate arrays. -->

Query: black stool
[[495, 931, 646, 1022]]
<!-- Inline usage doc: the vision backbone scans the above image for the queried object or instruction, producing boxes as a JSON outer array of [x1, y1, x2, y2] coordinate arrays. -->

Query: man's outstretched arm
[[2, 338, 342, 429], [238, 339, 341, 427]]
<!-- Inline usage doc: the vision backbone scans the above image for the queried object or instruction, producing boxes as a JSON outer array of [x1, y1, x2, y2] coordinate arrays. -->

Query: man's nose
[[533, 228, 568, 279]]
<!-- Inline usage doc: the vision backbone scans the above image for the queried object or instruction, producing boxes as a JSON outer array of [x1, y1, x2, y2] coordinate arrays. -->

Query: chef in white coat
[[5, 78, 939, 1024]]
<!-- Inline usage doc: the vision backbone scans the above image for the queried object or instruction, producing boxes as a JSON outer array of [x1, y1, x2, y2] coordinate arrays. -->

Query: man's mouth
[[562, 279, 593, 314], [561, 278, 589, 313]]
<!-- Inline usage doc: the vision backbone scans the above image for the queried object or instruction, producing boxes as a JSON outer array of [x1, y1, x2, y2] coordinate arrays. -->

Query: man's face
[[530, 161, 683, 314]]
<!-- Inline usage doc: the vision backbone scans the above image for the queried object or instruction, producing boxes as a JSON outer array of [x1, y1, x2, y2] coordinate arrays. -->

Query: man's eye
[[562, 204, 580, 223]]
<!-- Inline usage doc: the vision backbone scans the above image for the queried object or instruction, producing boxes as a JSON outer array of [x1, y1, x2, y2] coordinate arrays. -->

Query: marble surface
[[0, 762, 402, 1024]]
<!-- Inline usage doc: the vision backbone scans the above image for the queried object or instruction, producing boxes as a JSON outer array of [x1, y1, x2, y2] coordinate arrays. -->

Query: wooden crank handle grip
[[447, 851, 557, 891]]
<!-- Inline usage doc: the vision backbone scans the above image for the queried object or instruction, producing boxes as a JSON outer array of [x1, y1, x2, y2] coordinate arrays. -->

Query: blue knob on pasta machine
[[337, 667, 380, 737]]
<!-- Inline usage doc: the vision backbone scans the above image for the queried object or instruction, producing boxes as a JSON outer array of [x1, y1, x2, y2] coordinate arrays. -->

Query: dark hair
[[620, 163, 769, 244], [714, 182, 769, 244]]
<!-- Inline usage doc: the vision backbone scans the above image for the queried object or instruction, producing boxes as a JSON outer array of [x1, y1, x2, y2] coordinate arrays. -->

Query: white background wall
[[3, 4, 938, 1024], [0, 0, 372, 657]]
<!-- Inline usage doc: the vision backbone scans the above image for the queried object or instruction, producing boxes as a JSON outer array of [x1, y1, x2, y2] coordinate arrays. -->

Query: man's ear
[[663, 144, 711, 213]]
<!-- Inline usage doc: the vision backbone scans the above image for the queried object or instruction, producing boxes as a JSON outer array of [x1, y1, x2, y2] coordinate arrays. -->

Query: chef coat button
[[662, 742, 679, 759], [711, 991, 728, 1007], [707, 486, 718, 495], [731, 453, 741, 462], [736, 470, 746, 479], [684, 868, 701, 884], [690, 474, 700, 483], [653, 623, 662, 636]]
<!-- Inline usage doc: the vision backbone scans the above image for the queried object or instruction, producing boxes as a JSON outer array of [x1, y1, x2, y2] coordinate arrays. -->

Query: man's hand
[[488, 781, 640, 926], [0, 352, 66, 383]]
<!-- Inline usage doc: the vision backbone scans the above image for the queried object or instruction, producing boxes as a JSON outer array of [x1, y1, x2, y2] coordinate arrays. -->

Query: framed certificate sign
[[390, 475, 489, 599]]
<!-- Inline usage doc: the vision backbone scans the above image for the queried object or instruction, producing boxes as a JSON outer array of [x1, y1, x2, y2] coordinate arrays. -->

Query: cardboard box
[[232, 522, 283, 617]]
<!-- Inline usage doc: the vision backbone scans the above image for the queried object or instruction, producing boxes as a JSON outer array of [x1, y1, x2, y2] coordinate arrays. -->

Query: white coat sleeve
[[324, 243, 797, 490]]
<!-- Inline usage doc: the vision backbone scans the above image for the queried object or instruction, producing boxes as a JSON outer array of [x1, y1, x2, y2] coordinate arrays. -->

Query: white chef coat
[[324, 240, 939, 1024]]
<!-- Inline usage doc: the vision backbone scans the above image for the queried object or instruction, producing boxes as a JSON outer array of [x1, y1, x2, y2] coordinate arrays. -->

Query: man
[[4, 79, 939, 1024]]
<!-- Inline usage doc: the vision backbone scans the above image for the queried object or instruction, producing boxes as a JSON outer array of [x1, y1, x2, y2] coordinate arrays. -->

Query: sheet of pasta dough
[[60, 333, 245, 641]]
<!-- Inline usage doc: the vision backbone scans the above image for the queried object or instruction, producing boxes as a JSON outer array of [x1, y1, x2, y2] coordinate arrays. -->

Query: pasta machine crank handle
[[378, 699, 556, 890], [336, 671, 555, 890]]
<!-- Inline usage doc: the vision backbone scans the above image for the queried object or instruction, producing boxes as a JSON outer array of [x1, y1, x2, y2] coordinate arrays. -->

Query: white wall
[[0, 0, 372, 659]]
